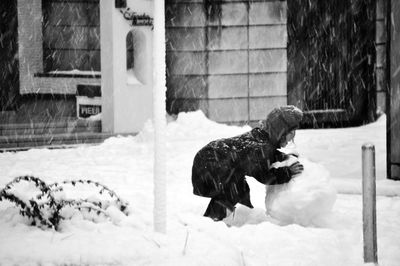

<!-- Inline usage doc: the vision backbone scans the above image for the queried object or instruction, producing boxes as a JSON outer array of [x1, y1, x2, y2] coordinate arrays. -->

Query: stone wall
[[166, 0, 288, 124], [17, 0, 100, 95]]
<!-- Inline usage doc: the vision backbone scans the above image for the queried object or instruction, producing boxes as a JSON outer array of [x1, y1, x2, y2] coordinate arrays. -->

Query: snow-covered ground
[[0, 111, 399, 266]]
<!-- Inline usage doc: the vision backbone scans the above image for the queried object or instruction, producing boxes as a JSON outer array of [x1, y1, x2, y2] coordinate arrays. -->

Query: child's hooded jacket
[[191, 105, 303, 220]]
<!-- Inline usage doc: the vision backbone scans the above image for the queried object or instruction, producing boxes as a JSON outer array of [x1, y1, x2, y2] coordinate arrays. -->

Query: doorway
[[287, 0, 376, 126]]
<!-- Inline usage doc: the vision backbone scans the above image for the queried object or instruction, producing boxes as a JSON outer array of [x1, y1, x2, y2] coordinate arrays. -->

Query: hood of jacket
[[261, 105, 303, 147]]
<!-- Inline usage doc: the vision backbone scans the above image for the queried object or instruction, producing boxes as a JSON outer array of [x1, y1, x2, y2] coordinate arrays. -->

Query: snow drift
[[1, 112, 400, 266]]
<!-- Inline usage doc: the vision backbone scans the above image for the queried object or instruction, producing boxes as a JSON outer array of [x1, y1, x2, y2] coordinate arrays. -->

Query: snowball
[[265, 155, 337, 226]]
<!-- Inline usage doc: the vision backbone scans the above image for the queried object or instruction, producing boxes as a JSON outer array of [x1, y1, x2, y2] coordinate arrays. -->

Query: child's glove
[[288, 161, 304, 177], [270, 154, 303, 184]]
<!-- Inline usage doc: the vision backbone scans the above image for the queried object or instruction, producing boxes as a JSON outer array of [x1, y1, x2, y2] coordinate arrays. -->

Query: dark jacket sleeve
[[242, 146, 293, 185], [247, 163, 292, 185], [263, 167, 292, 185]]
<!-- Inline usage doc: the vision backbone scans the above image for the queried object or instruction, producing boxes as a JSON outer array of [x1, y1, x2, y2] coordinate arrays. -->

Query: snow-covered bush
[[0, 176, 129, 231]]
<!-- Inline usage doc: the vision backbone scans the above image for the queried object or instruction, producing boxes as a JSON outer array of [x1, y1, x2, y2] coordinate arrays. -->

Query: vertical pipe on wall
[[204, 1, 210, 118], [246, 1, 250, 123], [386, 0, 391, 180]]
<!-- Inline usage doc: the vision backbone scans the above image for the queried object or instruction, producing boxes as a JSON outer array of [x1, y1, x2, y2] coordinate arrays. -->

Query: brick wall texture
[[375, 0, 387, 113], [15, 0, 385, 123], [166, 0, 288, 124], [18, 0, 100, 95]]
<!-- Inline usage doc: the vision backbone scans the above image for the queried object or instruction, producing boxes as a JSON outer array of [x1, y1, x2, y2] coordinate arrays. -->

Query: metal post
[[362, 143, 378, 264]]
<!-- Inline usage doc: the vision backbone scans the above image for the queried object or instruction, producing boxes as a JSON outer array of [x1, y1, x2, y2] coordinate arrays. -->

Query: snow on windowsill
[[81, 113, 102, 121], [34, 70, 101, 78], [304, 109, 346, 114]]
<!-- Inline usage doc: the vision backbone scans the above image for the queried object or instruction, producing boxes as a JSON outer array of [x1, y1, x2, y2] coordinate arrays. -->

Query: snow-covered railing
[[0, 176, 130, 231]]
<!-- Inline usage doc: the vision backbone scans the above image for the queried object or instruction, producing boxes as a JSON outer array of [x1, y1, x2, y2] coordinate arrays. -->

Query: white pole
[[153, 0, 167, 233], [362, 143, 378, 264]]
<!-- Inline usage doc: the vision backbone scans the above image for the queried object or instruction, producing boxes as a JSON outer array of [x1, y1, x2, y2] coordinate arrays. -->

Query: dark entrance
[[0, 0, 19, 111], [287, 0, 376, 127]]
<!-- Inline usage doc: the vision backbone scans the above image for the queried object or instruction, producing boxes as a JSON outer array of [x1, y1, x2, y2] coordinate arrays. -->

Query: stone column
[[100, 0, 153, 134]]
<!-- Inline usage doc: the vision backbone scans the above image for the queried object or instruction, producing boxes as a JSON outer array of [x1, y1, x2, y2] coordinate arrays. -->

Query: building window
[[42, 0, 100, 72]]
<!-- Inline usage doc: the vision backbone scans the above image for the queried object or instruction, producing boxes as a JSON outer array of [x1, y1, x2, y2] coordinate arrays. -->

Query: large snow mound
[[135, 110, 250, 142], [265, 155, 337, 226]]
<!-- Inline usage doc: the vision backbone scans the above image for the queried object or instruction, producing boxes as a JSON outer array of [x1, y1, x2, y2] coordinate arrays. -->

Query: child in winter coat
[[191, 105, 304, 221]]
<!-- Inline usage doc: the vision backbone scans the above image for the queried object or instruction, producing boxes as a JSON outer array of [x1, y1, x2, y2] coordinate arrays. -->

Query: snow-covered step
[[0, 132, 116, 151], [0, 119, 101, 136]]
